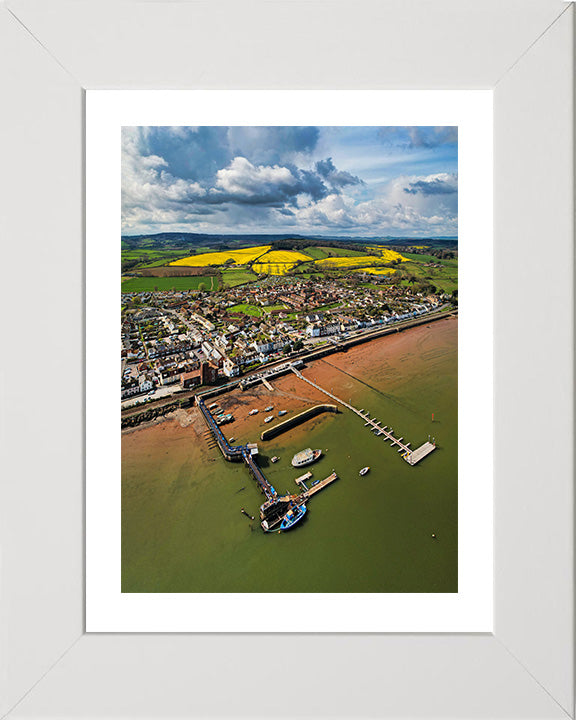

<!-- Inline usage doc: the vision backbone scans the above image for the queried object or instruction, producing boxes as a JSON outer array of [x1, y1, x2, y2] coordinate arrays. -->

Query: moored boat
[[291, 448, 322, 468], [280, 503, 307, 531], [271, 456, 279, 463], [249, 408, 259, 415], [359, 466, 370, 476], [264, 415, 274, 423], [278, 410, 287, 416], [264, 405, 274, 412]]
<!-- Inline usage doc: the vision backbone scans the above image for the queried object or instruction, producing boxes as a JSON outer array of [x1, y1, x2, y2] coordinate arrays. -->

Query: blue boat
[[280, 503, 307, 531]]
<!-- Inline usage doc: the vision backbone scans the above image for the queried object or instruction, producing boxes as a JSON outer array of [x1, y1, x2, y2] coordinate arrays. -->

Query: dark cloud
[[140, 126, 230, 183], [228, 126, 320, 165], [315, 157, 362, 189], [404, 175, 458, 195]]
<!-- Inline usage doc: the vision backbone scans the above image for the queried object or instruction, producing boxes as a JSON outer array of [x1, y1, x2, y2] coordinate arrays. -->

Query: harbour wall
[[260, 404, 339, 440]]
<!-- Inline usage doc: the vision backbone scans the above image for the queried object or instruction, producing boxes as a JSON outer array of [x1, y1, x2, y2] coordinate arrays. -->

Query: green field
[[396, 260, 458, 294], [228, 303, 264, 317], [313, 301, 344, 313], [121, 276, 219, 293], [303, 246, 368, 260], [401, 251, 458, 266], [221, 268, 258, 288]]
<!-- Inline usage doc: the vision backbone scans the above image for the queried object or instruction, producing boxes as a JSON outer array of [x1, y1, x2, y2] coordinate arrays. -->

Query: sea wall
[[121, 397, 194, 429], [260, 404, 339, 440]]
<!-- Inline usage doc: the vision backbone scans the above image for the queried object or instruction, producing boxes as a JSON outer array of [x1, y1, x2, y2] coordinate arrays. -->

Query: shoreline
[[121, 309, 456, 429], [122, 315, 456, 443]]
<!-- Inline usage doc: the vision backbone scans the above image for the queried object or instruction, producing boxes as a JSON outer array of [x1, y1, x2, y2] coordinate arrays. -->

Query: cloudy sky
[[122, 126, 457, 238]]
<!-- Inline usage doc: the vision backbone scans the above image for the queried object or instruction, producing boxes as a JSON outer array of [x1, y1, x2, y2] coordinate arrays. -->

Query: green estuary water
[[122, 318, 457, 593]]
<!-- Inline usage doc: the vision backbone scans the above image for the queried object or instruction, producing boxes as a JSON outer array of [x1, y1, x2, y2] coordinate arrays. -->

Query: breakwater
[[260, 404, 339, 440]]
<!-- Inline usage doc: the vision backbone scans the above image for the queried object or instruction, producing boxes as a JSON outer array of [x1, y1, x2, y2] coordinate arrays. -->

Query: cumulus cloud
[[121, 126, 458, 236], [377, 126, 458, 150], [228, 126, 320, 165], [403, 173, 458, 196], [214, 157, 298, 203], [315, 157, 362, 189]]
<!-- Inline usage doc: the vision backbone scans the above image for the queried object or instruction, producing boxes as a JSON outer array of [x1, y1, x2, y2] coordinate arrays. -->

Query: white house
[[222, 358, 240, 378]]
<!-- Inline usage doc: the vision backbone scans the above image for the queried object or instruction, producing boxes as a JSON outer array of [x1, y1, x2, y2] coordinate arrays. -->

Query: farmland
[[396, 260, 458, 295], [378, 248, 409, 263], [170, 245, 271, 267], [315, 255, 404, 270], [221, 268, 258, 288], [302, 246, 367, 260], [251, 249, 312, 275], [352, 267, 397, 275], [120, 234, 457, 296], [121, 276, 219, 293]]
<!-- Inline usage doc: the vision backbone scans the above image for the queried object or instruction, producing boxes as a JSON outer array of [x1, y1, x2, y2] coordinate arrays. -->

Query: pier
[[294, 471, 313, 487], [196, 395, 276, 501], [300, 471, 338, 499], [198, 394, 340, 532], [290, 367, 435, 466]]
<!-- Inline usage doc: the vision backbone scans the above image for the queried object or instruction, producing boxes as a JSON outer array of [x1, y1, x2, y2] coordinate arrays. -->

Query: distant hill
[[121, 232, 458, 251]]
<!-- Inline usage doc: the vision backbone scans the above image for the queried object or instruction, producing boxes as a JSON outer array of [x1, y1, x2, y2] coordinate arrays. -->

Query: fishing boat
[[278, 410, 287, 416], [264, 415, 274, 423], [249, 408, 259, 416], [291, 448, 322, 468], [264, 405, 274, 412], [359, 466, 370, 476], [280, 503, 307, 531], [271, 456, 279, 463]]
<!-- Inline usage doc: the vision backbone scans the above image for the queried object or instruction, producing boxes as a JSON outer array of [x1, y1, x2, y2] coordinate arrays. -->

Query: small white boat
[[271, 456, 279, 463], [249, 409, 259, 416], [278, 410, 287, 416], [359, 466, 370, 476], [228, 437, 236, 443], [264, 415, 274, 423], [264, 405, 274, 412]]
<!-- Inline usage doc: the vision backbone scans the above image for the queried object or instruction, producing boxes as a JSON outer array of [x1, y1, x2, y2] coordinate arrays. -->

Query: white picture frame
[[1, 1, 573, 718]]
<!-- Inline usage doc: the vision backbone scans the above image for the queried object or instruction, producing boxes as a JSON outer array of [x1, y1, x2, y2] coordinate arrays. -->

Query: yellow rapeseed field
[[380, 249, 409, 262], [256, 249, 312, 263], [170, 245, 271, 267], [252, 249, 312, 275], [252, 263, 294, 275], [352, 267, 397, 275], [315, 255, 392, 269]]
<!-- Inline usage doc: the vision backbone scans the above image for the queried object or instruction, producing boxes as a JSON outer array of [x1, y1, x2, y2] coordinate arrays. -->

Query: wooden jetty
[[404, 441, 436, 466], [294, 471, 312, 487], [300, 471, 338, 499], [261, 472, 339, 532], [291, 367, 436, 466]]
